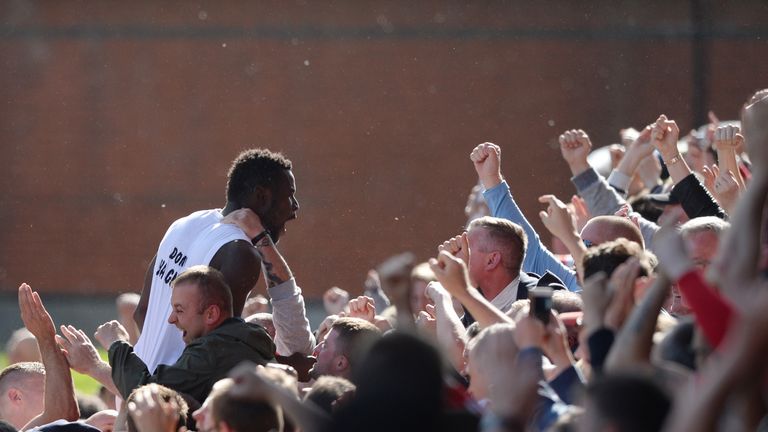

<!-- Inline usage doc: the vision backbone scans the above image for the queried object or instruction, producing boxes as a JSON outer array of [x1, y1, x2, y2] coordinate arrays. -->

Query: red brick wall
[[1, 1, 767, 296]]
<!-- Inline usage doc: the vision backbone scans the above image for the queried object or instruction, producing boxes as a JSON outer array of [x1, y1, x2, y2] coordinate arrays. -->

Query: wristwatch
[[251, 229, 272, 246]]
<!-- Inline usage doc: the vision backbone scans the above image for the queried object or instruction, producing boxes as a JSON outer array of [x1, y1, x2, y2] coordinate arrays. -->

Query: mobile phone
[[529, 287, 553, 324]]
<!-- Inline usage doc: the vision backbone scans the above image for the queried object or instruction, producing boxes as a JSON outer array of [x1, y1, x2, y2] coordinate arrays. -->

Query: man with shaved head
[[0, 362, 46, 429], [580, 216, 645, 249]]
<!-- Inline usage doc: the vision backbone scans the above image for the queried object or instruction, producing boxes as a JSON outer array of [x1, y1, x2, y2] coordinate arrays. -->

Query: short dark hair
[[0, 420, 17, 432], [126, 384, 188, 432], [212, 388, 281, 432], [469, 216, 527, 275], [330, 317, 382, 371], [582, 239, 656, 280], [304, 376, 356, 414], [226, 149, 292, 205], [587, 373, 671, 432], [172, 265, 234, 317]]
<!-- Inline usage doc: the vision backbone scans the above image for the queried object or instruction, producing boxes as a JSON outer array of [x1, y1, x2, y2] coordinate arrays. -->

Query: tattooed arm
[[222, 209, 314, 355], [255, 234, 293, 287]]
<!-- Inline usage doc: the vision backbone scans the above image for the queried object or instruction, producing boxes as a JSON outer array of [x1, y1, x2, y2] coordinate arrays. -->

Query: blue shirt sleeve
[[482, 181, 581, 292]]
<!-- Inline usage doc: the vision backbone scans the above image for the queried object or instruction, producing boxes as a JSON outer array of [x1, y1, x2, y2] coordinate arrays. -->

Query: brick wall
[[1, 1, 767, 297]]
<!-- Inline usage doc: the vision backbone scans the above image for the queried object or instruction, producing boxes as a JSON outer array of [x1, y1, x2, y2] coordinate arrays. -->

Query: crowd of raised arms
[[3, 89, 768, 432]]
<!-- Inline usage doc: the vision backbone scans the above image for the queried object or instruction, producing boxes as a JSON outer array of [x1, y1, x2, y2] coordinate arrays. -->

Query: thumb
[[426, 304, 436, 317], [460, 232, 470, 252], [428, 257, 443, 274], [708, 110, 719, 125]]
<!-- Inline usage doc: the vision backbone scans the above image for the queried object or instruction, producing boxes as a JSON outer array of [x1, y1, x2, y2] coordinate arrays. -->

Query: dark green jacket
[[109, 317, 275, 404]]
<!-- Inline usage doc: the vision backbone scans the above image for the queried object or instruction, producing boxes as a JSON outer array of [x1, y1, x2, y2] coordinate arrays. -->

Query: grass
[[0, 350, 108, 396]]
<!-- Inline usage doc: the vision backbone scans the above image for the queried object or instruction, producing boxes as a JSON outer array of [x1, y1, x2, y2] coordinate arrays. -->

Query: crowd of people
[[2, 89, 768, 432]]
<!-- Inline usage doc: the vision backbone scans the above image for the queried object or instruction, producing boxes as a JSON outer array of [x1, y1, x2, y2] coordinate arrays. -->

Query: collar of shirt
[[489, 274, 520, 314]]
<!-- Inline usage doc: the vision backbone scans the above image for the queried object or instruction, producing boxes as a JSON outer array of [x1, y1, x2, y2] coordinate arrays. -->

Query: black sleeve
[[587, 327, 615, 376], [670, 174, 727, 220], [108, 341, 152, 399]]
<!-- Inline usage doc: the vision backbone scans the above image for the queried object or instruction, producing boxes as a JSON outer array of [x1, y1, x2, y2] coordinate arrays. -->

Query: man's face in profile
[[168, 282, 207, 344], [257, 169, 299, 243]]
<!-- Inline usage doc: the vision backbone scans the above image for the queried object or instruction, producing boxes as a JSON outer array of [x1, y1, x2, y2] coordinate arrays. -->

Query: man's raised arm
[[134, 255, 156, 332], [222, 209, 315, 356], [470, 142, 580, 291], [18, 283, 79, 430]]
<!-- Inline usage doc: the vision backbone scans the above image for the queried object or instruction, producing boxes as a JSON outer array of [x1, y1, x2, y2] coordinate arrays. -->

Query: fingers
[[18, 283, 32, 319], [708, 110, 720, 125], [558, 129, 590, 148], [54, 334, 69, 349], [425, 303, 436, 317], [470, 142, 500, 163], [60, 324, 78, 343], [460, 232, 469, 254], [609, 257, 641, 297], [537, 194, 556, 205], [583, 272, 608, 294], [636, 124, 653, 143], [438, 233, 467, 256]]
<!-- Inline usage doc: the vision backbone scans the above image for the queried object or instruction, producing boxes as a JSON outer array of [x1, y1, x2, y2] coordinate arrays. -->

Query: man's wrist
[[251, 230, 273, 247], [480, 174, 503, 190], [661, 152, 683, 165], [568, 160, 591, 176]]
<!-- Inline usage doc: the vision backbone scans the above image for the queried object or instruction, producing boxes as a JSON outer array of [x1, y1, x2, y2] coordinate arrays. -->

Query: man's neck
[[478, 272, 517, 301], [221, 202, 240, 216]]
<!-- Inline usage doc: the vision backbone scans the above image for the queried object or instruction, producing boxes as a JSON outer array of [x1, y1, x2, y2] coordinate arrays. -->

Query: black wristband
[[251, 229, 272, 246]]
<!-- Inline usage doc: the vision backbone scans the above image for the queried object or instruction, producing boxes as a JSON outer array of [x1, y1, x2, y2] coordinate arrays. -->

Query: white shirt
[[133, 209, 250, 373], [488, 275, 521, 314]]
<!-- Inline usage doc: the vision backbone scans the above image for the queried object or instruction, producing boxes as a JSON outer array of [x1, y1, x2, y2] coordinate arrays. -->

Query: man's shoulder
[[169, 208, 221, 226], [193, 319, 275, 360]]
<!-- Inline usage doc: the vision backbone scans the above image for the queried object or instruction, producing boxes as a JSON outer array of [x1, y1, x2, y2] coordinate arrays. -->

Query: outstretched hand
[[581, 272, 612, 336], [56, 325, 104, 375], [19, 283, 56, 343], [128, 385, 183, 432], [221, 208, 265, 239], [94, 320, 130, 350], [559, 129, 593, 175], [714, 124, 745, 153], [742, 88, 768, 169], [538, 194, 578, 242], [470, 142, 503, 189], [429, 251, 472, 300], [438, 232, 470, 266], [604, 258, 641, 331], [323, 287, 350, 316], [650, 114, 681, 161], [345, 296, 376, 323]]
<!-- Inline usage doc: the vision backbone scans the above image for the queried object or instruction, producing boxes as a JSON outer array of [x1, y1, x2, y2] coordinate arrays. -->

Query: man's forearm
[[484, 181, 580, 292], [434, 295, 468, 371], [24, 338, 79, 429], [257, 242, 293, 288], [88, 360, 122, 400], [269, 279, 315, 356], [605, 275, 670, 371]]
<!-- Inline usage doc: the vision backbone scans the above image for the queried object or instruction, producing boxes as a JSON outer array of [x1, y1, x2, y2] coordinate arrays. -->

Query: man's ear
[[7, 388, 22, 404], [205, 305, 222, 325], [334, 355, 349, 373], [485, 251, 502, 270]]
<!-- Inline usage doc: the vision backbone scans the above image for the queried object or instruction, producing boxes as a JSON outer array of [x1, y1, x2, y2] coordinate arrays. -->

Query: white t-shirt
[[133, 209, 250, 373]]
